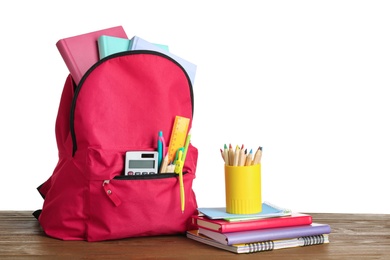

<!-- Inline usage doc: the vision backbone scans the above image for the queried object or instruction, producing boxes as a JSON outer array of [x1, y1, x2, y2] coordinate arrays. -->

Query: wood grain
[[0, 212, 389, 259]]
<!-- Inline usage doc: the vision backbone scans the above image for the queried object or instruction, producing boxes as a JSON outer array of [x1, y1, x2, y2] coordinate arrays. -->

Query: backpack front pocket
[[84, 147, 198, 242], [86, 173, 197, 241]]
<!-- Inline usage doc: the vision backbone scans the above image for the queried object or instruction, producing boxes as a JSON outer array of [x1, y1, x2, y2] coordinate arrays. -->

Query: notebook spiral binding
[[300, 235, 325, 246], [246, 241, 274, 253]]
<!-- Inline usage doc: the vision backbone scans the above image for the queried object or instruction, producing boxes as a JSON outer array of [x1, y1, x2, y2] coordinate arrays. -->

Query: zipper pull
[[102, 180, 122, 207]]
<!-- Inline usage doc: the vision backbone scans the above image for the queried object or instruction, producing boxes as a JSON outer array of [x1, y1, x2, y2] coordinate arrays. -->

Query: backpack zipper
[[69, 50, 194, 156], [113, 172, 186, 180], [103, 171, 187, 206]]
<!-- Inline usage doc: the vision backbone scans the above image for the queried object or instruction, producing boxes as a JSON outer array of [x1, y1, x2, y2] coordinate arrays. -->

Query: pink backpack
[[34, 50, 198, 241]]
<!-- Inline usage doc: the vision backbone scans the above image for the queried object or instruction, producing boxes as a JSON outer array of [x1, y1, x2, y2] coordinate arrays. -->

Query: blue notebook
[[197, 202, 292, 221], [98, 35, 169, 59], [129, 36, 197, 86]]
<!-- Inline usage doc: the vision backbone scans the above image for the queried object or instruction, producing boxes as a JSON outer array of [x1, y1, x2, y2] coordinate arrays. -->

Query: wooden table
[[0, 211, 389, 259]]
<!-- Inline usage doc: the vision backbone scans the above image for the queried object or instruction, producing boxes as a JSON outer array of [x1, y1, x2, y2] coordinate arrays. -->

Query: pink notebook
[[56, 26, 128, 85]]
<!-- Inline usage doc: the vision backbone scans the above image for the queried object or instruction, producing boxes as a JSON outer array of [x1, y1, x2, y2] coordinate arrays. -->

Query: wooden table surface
[[0, 211, 389, 259]]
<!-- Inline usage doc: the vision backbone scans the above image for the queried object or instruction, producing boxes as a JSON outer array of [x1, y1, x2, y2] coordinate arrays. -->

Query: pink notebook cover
[[56, 26, 128, 85]]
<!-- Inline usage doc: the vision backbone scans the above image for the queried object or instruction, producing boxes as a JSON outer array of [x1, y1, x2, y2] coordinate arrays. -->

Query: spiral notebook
[[186, 230, 329, 254], [198, 223, 331, 245]]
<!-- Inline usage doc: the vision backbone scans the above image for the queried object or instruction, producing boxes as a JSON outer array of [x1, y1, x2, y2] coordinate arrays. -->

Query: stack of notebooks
[[56, 25, 196, 86], [187, 202, 331, 254]]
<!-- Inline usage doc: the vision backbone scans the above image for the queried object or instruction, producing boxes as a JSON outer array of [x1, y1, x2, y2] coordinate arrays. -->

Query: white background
[[1, 1, 389, 213]]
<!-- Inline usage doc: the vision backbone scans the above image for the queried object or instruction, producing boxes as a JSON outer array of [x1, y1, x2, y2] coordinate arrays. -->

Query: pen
[[174, 148, 185, 213], [157, 131, 165, 170]]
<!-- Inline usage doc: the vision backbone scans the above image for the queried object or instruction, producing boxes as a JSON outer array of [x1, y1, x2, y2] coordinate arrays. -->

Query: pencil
[[166, 163, 175, 173], [238, 146, 246, 166], [233, 145, 240, 166], [160, 154, 169, 173], [228, 144, 234, 166], [245, 149, 253, 166], [223, 144, 229, 165], [252, 146, 263, 165]]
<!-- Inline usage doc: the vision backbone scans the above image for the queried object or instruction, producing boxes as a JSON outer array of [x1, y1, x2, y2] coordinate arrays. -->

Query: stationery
[[97, 35, 130, 59], [228, 144, 234, 165], [223, 144, 229, 165], [245, 149, 253, 166], [157, 131, 165, 170], [238, 146, 246, 166], [174, 148, 185, 213], [198, 223, 331, 245], [222, 144, 262, 166], [252, 146, 262, 165], [172, 131, 191, 213], [187, 230, 329, 254], [182, 130, 191, 170], [167, 116, 190, 163], [197, 202, 292, 221], [233, 145, 240, 166], [224, 163, 261, 214], [166, 116, 190, 213], [56, 26, 128, 85], [97, 35, 169, 59], [159, 154, 169, 173], [191, 213, 313, 233], [129, 36, 197, 85]]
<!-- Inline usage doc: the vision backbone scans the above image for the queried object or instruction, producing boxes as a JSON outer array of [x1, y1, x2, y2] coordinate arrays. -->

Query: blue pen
[[157, 131, 164, 170]]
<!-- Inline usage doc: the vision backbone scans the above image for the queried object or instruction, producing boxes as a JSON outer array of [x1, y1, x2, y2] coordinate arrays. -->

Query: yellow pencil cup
[[224, 164, 261, 214]]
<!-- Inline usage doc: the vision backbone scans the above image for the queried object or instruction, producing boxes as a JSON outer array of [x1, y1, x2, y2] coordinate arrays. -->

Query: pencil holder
[[224, 164, 261, 214]]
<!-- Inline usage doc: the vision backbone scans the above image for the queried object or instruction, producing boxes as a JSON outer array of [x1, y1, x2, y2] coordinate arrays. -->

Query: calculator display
[[128, 160, 155, 169]]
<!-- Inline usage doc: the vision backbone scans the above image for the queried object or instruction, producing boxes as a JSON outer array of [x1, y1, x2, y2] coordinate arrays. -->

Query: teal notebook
[[98, 35, 169, 59], [197, 202, 292, 222]]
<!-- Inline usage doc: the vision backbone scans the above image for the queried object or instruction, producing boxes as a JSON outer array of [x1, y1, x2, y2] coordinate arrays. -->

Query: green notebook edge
[[98, 35, 169, 59]]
